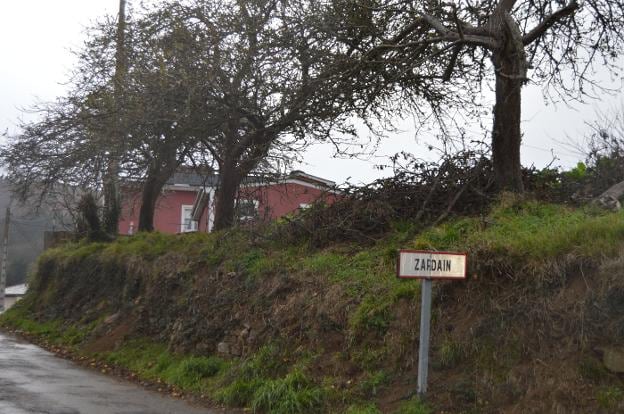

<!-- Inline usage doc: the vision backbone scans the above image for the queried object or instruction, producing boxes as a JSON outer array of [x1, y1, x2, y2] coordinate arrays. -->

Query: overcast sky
[[1, 1, 622, 185]]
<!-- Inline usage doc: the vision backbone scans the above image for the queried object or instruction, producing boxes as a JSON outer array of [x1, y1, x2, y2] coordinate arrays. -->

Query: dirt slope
[[4, 201, 624, 413]]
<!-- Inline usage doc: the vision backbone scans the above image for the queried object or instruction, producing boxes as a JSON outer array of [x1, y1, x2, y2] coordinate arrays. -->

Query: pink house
[[118, 171, 339, 234]]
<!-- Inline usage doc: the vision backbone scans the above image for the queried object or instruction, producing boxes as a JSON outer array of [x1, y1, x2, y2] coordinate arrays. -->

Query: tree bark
[[138, 155, 179, 232], [491, 15, 527, 193], [138, 175, 161, 232], [593, 181, 624, 211], [213, 160, 243, 231], [103, 0, 128, 235]]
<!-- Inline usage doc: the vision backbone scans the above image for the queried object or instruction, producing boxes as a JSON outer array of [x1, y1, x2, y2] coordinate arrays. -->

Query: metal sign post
[[417, 278, 432, 395], [397, 250, 467, 397]]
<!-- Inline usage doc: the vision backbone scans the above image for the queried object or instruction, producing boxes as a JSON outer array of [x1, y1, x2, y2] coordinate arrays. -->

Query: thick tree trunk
[[138, 156, 179, 232], [213, 161, 242, 231], [490, 15, 527, 193], [138, 176, 162, 232], [491, 63, 524, 192]]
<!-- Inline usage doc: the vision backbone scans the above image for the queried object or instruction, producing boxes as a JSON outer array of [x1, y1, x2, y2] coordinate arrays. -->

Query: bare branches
[[523, 1, 580, 45]]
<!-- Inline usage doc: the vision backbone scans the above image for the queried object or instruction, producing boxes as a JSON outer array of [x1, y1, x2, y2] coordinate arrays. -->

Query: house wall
[[119, 188, 207, 234], [239, 182, 339, 221], [119, 181, 338, 235]]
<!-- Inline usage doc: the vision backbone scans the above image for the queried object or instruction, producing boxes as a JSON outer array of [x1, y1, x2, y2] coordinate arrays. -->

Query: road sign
[[397, 250, 467, 280], [397, 249, 467, 397]]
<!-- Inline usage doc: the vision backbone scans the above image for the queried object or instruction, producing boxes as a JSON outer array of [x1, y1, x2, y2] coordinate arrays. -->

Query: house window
[[299, 203, 311, 210], [181, 205, 198, 232], [236, 199, 259, 222]]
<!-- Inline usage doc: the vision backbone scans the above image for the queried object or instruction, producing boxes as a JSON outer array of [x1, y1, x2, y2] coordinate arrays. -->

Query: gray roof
[[167, 170, 335, 188], [166, 172, 219, 187]]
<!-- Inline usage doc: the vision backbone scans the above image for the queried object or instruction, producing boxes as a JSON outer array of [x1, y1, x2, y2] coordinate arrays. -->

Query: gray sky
[[1, 1, 622, 185]]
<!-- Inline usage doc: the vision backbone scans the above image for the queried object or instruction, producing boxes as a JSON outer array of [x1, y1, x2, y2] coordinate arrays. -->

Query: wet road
[[0, 332, 219, 414]]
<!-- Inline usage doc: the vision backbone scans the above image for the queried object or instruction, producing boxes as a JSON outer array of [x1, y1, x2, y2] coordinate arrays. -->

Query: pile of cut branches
[[276, 150, 496, 246]]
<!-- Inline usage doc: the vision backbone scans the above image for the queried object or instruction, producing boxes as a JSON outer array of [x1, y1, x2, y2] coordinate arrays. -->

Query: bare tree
[[159, 0, 393, 230], [319, 0, 624, 192]]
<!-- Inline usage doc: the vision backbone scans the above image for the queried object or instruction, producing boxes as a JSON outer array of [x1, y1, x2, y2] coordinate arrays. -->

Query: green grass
[[413, 201, 624, 263], [437, 338, 464, 369], [0, 302, 95, 347], [9, 199, 624, 413], [214, 348, 331, 413], [357, 370, 388, 397], [394, 397, 432, 414], [250, 368, 327, 414], [350, 295, 394, 335], [103, 339, 227, 392], [597, 386, 624, 409], [344, 404, 382, 414]]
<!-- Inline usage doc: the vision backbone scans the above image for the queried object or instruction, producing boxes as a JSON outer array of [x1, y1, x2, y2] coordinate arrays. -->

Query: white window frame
[[180, 205, 198, 232]]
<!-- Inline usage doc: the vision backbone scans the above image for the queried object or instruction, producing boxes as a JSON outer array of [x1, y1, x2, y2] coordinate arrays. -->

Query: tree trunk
[[103, 0, 127, 235], [138, 157, 179, 232], [593, 181, 624, 211], [103, 173, 121, 235], [213, 161, 242, 231], [491, 15, 527, 193], [138, 176, 161, 232], [491, 68, 524, 192]]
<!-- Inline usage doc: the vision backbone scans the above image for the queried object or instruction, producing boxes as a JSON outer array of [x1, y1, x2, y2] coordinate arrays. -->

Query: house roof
[[167, 170, 336, 189], [5, 284, 27, 296], [167, 171, 219, 187]]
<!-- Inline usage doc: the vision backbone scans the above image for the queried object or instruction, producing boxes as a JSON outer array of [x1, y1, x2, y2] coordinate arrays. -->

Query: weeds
[[414, 201, 624, 265], [597, 386, 624, 409], [251, 368, 327, 414], [104, 339, 226, 392], [344, 403, 382, 414], [358, 370, 388, 397], [437, 339, 464, 369], [578, 357, 610, 383], [350, 295, 393, 335], [394, 397, 432, 414]]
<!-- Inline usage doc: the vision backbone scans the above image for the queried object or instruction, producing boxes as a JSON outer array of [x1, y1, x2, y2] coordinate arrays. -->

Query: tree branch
[[523, 1, 580, 45], [421, 13, 498, 49]]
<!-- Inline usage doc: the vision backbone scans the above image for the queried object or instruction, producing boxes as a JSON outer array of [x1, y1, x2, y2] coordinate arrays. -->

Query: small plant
[[350, 295, 393, 335], [345, 403, 382, 414], [170, 356, 225, 389], [358, 370, 388, 397], [179, 356, 224, 379], [251, 368, 327, 414], [438, 339, 463, 369], [238, 344, 284, 380], [394, 396, 432, 414], [215, 378, 264, 406], [578, 357, 610, 383], [596, 386, 624, 409]]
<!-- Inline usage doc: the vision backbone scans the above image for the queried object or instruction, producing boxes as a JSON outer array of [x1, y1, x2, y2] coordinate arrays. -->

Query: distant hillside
[[3, 199, 624, 413]]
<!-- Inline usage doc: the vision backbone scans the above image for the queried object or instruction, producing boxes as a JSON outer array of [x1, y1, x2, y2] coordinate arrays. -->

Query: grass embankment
[[3, 199, 624, 413]]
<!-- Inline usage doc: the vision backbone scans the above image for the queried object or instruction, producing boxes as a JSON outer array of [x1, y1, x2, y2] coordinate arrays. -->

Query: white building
[[3, 284, 27, 311]]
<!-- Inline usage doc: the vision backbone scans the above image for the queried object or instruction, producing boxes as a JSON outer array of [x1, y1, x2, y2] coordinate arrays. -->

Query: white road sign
[[397, 250, 467, 279]]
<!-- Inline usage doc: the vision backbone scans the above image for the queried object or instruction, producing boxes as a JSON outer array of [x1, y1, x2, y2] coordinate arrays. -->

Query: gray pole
[[0, 207, 10, 312], [417, 278, 432, 396]]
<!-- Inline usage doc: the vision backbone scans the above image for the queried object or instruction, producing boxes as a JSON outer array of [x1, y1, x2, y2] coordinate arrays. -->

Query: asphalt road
[[0, 332, 219, 414]]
